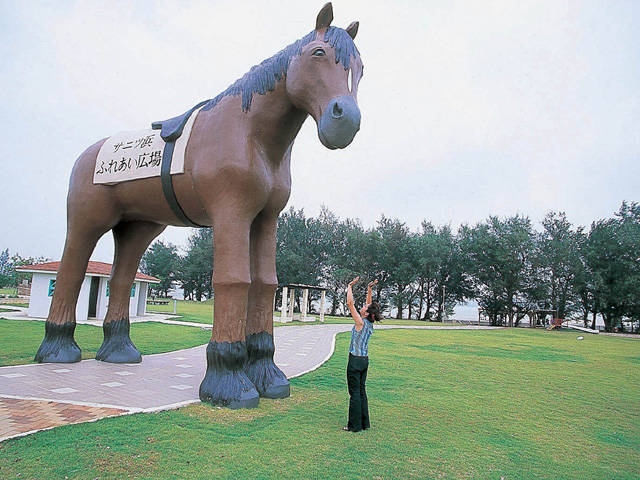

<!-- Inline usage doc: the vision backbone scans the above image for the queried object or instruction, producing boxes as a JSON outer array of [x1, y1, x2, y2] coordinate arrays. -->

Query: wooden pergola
[[276, 284, 328, 323]]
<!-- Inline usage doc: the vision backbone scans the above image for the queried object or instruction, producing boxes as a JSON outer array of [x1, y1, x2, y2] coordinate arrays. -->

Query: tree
[[534, 212, 585, 319], [572, 231, 596, 328], [326, 216, 374, 315], [434, 224, 472, 321], [277, 208, 316, 286], [616, 202, 640, 327], [586, 202, 640, 332], [0, 249, 11, 288], [374, 216, 416, 319], [179, 228, 213, 301], [313, 207, 358, 315], [4, 253, 51, 291], [413, 222, 441, 320], [460, 215, 535, 326], [141, 240, 179, 297], [412, 222, 471, 321]]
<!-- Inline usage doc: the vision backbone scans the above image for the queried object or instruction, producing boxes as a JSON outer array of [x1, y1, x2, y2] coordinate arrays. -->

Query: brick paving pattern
[[0, 398, 128, 440]]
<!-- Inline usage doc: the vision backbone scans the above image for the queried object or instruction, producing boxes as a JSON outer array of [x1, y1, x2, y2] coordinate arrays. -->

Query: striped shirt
[[349, 319, 374, 356]]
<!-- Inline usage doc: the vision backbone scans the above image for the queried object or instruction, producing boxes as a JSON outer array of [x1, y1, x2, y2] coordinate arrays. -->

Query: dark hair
[[203, 26, 360, 113], [365, 301, 382, 322]]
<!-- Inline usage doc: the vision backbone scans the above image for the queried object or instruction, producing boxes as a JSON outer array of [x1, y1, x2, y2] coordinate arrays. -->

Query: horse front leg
[[245, 213, 290, 399], [199, 217, 259, 408], [96, 221, 166, 363]]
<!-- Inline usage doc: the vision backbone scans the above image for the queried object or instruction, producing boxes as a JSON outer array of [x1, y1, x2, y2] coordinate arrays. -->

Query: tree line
[[139, 201, 639, 333], [3, 201, 637, 333]]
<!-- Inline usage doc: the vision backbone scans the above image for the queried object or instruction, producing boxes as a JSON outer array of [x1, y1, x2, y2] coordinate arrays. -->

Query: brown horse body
[[35, 3, 363, 408]]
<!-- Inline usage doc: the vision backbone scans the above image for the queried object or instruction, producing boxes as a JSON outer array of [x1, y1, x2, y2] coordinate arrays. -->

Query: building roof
[[16, 261, 160, 283]]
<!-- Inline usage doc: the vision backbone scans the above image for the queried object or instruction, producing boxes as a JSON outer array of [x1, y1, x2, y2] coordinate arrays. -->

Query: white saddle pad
[[93, 108, 199, 185]]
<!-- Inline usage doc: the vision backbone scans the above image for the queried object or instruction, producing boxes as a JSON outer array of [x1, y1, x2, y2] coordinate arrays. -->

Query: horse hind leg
[[96, 221, 166, 363], [35, 225, 109, 363]]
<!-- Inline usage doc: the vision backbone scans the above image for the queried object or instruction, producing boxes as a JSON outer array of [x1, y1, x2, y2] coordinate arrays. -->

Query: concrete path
[[0, 323, 352, 412], [0, 308, 496, 441]]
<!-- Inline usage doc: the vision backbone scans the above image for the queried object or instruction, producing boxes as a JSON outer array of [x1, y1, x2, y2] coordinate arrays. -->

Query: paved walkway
[[0, 308, 496, 442]]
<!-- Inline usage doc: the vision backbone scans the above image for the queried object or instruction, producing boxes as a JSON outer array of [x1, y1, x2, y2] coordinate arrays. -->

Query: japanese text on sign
[[94, 132, 165, 180], [93, 107, 201, 185]]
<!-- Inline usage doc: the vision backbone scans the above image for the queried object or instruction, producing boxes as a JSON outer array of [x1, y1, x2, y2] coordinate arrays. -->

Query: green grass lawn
[[147, 299, 444, 327], [147, 298, 215, 324], [146, 298, 352, 325], [1, 327, 638, 479], [0, 319, 211, 366]]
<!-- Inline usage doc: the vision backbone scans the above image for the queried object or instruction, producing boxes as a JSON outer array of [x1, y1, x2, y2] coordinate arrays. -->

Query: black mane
[[203, 26, 360, 113]]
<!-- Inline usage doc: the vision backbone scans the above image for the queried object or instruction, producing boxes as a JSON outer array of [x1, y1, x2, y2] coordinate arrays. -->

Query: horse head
[[286, 3, 363, 150]]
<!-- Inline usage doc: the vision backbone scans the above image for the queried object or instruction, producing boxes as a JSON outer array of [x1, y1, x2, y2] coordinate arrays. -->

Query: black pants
[[346, 353, 370, 432]]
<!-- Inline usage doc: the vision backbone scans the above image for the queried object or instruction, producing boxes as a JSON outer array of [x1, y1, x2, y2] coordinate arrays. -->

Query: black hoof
[[95, 318, 142, 363], [35, 322, 81, 363], [260, 377, 290, 399], [199, 341, 259, 409], [246, 332, 290, 399]]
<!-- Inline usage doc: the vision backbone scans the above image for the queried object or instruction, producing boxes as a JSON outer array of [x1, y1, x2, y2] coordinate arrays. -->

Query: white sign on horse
[[93, 109, 198, 185]]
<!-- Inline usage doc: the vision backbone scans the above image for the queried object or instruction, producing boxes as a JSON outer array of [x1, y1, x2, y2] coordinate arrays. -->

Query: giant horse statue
[[34, 3, 363, 408]]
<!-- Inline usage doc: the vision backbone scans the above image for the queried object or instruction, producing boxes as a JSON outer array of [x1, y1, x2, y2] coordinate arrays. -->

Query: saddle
[[151, 100, 209, 142], [150, 100, 210, 228]]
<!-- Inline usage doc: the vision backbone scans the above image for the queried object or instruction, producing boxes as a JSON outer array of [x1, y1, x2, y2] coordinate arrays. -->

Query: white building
[[16, 261, 160, 321]]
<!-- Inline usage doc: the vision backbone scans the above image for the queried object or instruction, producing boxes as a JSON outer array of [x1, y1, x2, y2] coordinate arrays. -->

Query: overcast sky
[[1, 0, 638, 263]]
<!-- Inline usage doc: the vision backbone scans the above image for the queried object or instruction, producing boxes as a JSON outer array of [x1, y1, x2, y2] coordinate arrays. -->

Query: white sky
[[1, 0, 638, 263]]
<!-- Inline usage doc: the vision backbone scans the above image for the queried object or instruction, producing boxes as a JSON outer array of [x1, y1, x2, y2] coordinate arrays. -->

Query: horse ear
[[316, 2, 334, 30], [346, 21, 359, 39]]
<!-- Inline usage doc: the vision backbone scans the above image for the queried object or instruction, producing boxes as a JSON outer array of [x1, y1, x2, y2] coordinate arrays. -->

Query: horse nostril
[[318, 95, 361, 149], [332, 102, 344, 119]]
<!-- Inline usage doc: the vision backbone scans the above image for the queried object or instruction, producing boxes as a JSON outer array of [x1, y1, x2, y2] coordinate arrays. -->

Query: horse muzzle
[[318, 95, 361, 150]]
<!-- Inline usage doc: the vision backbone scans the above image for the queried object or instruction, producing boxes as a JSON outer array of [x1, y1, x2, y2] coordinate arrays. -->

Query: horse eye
[[312, 48, 326, 57]]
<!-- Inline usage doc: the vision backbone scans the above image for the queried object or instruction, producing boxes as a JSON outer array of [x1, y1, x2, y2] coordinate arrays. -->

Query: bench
[[147, 299, 170, 305]]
